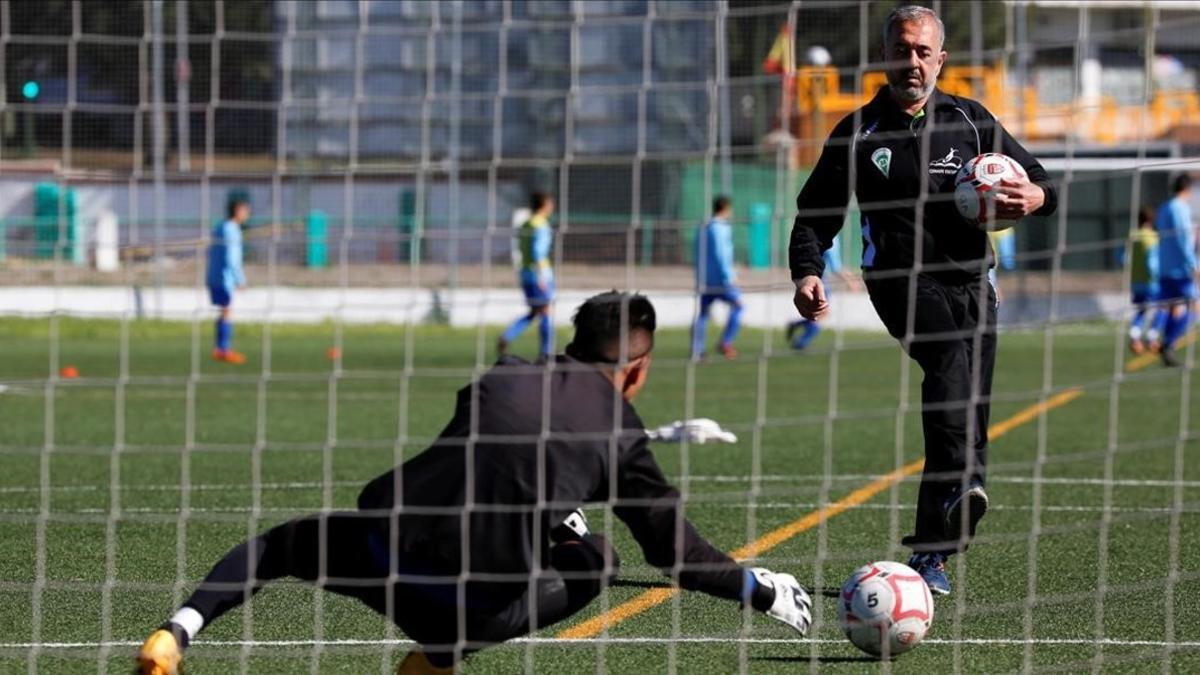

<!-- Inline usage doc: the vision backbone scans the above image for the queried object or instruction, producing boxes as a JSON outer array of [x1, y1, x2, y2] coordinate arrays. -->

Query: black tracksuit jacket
[[357, 355, 747, 607], [789, 86, 1057, 281]]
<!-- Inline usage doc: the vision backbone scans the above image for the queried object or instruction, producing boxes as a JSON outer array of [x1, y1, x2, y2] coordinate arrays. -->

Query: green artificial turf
[[0, 316, 1198, 673]]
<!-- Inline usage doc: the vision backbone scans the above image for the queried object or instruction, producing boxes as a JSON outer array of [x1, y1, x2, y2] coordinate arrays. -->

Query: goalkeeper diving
[[137, 291, 812, 675]]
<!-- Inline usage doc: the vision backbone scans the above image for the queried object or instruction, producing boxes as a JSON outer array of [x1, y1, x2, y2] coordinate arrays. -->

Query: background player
[[692, 196, 743, 360], [138, 291, 812, 675], [785, 233, 861, 351], [789, 5, 1057, 594], [1122, 206, 1160, 354], [206, 197, 249, 364], [1153, 174, 1196, 367], [498, 192, 556, 360]]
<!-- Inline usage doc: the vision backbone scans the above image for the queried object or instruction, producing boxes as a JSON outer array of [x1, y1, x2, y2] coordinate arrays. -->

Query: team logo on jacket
[[871, 147, 892, 178], [928, 147, 963, 175]]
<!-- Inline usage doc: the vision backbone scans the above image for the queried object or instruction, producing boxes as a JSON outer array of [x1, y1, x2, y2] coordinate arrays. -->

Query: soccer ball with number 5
[[837, 561, 934, 658]]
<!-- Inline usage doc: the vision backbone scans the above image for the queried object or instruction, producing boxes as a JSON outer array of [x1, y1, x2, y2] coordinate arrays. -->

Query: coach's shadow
[[753, 587, 881, 663], [753, 655, 881, 664], [815, 586, 842, 598]]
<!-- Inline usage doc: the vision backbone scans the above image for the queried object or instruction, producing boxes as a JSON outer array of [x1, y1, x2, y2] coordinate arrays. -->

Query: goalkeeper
[[138, 291, 812, 675]]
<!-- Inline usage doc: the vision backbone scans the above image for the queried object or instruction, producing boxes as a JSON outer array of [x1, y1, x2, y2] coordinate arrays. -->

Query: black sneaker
[[943, 482, 989, 542]]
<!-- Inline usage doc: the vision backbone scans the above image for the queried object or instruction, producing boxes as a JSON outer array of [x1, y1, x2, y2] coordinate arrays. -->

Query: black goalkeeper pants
[[866, 273, 997, 555], [181, 512, 617, 667]]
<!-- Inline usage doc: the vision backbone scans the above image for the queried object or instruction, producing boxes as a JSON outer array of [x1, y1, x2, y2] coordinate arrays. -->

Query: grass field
[[1, 315, 1198, 673]]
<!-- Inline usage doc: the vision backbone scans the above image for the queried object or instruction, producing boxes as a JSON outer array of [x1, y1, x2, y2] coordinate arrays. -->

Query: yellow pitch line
[[556, 388, 1083, 640]]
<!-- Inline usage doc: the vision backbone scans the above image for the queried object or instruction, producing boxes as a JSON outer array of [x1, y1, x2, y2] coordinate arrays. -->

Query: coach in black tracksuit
[[790, 6, 1057, 594]]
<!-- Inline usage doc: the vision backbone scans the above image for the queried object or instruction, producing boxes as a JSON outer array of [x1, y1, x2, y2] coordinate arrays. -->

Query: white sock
[[169, 607, 204, 641], [1129, 325, 1143, 341]]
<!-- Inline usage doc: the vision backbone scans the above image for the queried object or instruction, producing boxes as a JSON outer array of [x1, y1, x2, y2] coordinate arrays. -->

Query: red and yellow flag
[[762, 24, 794, 75]]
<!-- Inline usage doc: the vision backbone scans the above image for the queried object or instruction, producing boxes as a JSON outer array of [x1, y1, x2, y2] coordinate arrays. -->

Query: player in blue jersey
[[206, 198, 249, 364], [692, 196, 743, 360], [1154, 175, 1195, 367], [498, 192, 556, 360], [785, 233, 860, 351]]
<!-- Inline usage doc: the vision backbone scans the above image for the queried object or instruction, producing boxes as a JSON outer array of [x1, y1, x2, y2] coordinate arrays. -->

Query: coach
[[789, 5, 1057, 595]]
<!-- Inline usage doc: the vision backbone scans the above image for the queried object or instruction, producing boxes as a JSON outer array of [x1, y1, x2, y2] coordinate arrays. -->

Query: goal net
[[1, 0, 1198, 672]]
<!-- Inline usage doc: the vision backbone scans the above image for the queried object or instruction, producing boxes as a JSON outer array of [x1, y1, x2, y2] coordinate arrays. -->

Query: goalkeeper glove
[[645, 418, 737, 444], [749, 568, 813, 637]]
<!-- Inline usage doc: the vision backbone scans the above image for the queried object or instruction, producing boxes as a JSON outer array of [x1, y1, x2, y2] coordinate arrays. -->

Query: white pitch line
[[3, 474, 1200, 495], [2, 637, 1199, 649]]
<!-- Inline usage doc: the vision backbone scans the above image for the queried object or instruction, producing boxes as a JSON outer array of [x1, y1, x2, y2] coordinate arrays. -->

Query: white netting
[[1, 1, 1199, 673]]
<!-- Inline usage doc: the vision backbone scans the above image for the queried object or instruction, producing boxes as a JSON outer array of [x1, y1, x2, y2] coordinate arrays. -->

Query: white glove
[[645, 418, 738, 444], [750, 568, 813, 637]]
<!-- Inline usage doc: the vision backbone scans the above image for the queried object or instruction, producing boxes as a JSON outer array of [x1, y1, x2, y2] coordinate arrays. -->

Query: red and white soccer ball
[[954, 152, 1028, 231], [837, 561, 934, 658]]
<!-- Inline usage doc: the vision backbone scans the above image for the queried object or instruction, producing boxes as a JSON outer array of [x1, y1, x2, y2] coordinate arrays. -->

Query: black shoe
[[1162, 348, 1181, 367], [943, 482, 989, 542], [496, 337, 509, 357]]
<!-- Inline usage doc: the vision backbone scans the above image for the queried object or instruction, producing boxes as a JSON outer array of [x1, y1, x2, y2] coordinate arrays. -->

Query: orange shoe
[[717, 342, 738, 361], [211, 349, 247, 364], [136, 629, 182, 675]]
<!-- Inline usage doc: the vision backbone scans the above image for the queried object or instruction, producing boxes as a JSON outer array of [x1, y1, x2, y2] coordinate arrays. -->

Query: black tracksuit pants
[[866, 272, 997, 554], [181, 512, 617, 667]]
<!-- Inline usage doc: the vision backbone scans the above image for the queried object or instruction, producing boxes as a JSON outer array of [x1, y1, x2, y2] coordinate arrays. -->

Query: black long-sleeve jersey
[[790, 87, 1057, 281], [357, 355, 746, 606]]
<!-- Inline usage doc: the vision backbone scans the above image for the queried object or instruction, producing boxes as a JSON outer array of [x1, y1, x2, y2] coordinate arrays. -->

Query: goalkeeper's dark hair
[[567, 291, 656, 364]]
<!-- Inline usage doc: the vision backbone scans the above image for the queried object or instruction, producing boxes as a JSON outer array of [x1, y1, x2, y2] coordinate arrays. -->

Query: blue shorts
[[1131, 283, 1158, 305], [700, 287, 742, 308], [208, 285, 232, 307], [520, 276, 555, 307], [1157, 278, 1196, 303]]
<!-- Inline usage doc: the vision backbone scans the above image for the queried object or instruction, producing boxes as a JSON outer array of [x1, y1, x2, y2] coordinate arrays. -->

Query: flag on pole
[[762, 24, 794, 75]]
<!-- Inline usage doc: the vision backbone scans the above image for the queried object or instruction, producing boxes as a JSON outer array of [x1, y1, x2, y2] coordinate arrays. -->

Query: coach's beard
[[888, 70, 936, 104], [889, 79, 935, 104]]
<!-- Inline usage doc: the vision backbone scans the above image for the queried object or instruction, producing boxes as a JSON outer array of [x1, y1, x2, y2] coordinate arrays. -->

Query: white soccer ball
[[837, 561, 934, 658], [953, 152, 1028, 231]]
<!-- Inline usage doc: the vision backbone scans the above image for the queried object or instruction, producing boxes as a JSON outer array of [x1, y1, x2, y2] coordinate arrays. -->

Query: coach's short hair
[[567, 291, 656, 364], [713, 195, 732, 215], [530, 191, 553, 211], [883, 5, 945, 49], [1173, 174, 1193, 195]]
